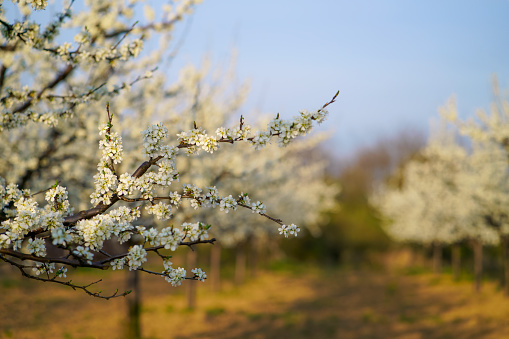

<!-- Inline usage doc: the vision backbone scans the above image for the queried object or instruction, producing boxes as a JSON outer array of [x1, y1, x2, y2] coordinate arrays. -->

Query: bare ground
[[1, 264, 509, 339]]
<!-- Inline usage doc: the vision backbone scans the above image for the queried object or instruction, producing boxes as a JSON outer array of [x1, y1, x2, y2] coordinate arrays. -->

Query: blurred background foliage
[[280, 131, 424, 267]]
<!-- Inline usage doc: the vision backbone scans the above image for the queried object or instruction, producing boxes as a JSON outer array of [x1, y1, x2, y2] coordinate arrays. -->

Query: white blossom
[[146, 202, 172, 220], [251, 201, 266, 214], [278, 224, 300, 238], [191, 268, 207, 282], [159, 227, 183, 251], [32, 262, 55, 276], [127, 245, 147, 270], [56, 266, 68, 278], [51, 227, 71, 246], [142, 123, 168, 158], [27, 238, 46, 257], [163, 266, 186, 286], [0, 0, 333, 290], [45, 186, 72, 215], [73, 246, 94, 262], [219, 195, 237, 213]]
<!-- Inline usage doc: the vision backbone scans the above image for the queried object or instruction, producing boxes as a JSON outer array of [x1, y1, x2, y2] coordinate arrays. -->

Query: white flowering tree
[[0, 0, 337, 308], [372, 124, 467, 274], [372, 111, 502, 290], [444, 87, 509, 294], [115, 58, 338, 302]]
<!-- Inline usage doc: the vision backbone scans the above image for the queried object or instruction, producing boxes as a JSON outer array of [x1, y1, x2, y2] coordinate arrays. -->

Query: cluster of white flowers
[[204, 186, 220, 208], [160, 145, 179, 161], [54, 38, 145, 65], [51, 227, 72, 246], [109, 206, 138, 243], [32, 262, 55, 276], [73, 246, 94, 262], [176, 127, 219, 154], [237, 193, 251, 205], [135, 174, 156, 201], [0, 182, 74, 253], [146, 202, 173, 220], [117, 173, 136, 196], [183, 183, 203, 209], [110, 258, 125, 271], [45, 186, 72, 215], [0, 180, 18, 210], [251, 131, 271, 150], [56, 266, 68, 278], [191, 268, 207, 282], [278, 224, 300, 238], [76, 209, 137, 250], [57, 42, 73, 62], [89, 124, 126, 204], [169, 191, 182, 206], [92, 123, 181, 205], [251, 201, 267, 214], [163, 266, 187, 286], [142, 123, 169, 158], [90, 166, 118, 205], [99, 129, 124, 164], [27, 238, 46, 257], [215, 127, 229, 139], [0, 109, 319, 289], [182, 222, 210, 241], [1, 196, 41, 250], [0, 1, 329, 293], [155, 159, 178, 186], [219, 195, 237, 213], [176, 107, 330, 153], [158, 227, 183, 251], [259, 109, 329, 148], [234, 125, 252, 140], [136, 222, 208, 249], [127, 245, 147, 270], [27, 0, 49, 10]]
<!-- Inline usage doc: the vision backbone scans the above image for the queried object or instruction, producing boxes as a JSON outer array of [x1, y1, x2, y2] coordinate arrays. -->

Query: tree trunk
[[502, 236, 509, 296], [126, 270, 141, 339], [473, 239, 483, 293], [210, 242, 221, 292], [186, 249, 197, 309], [452, 243, 461, 280], [406, 246, 416, 268], [433, 242, 442, 275], [249, 237, 258, 279], [235, 242, 246, 286]]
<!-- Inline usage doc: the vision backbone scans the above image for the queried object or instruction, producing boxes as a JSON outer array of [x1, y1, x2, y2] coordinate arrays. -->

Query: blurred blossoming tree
[[0, 0, 337, 300], [373, 96, 509, 292]]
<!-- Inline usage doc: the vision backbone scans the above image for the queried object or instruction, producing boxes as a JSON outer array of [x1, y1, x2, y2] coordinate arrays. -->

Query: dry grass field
[[1, 262, 509, 339]]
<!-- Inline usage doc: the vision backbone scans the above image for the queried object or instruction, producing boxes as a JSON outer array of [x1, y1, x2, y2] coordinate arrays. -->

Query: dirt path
[[1, 266, 509, 338]]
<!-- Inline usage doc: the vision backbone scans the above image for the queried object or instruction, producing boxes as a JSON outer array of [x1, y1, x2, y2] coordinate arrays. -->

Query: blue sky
[[167, 0, 509, 156], [5, 1, 508, 156]]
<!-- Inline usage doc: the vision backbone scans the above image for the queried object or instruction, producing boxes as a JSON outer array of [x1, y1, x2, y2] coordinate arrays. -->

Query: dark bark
[[473, 239, 483, 293], [126, 270, 141, 339], [235, 242, 246, 286], [0, 64, 7, 93], [186, 249, 197, 309], [13, 64, 74, 114], [249, 237, 258, 279], [18, 129, 77, 189], [502, 236, 509, 296], [433, 242, 442, 275], [210, 243, 221, 292], [63, 158, 160, 226], [452, 243, 461, 281]]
